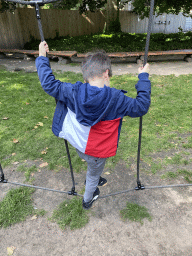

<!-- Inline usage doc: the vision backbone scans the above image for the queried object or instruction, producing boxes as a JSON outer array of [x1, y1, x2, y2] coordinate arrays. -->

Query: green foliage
[[0, 0, 16, 13], [47, 0, 79, 11], [131, 0, 192, 19], [108, 18, 121, 33], [79, 0, 107, 14], [50, 197, 89, 230], [0, 187, 34, 228], [24, 32, 192, 53], [120, 202, 152, 224], [47, 0, 107, 13]]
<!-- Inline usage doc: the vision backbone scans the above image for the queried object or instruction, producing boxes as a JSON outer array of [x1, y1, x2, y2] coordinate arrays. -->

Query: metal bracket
[[0, 164, 8, 183], [68, 187, 77, 196], [135, 181, 145, 190], [35, 3, 41, 19]]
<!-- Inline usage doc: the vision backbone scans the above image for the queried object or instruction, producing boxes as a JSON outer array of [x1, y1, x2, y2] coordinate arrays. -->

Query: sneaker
[[82, 187, 100, 210], [84, 176, 107, 187]]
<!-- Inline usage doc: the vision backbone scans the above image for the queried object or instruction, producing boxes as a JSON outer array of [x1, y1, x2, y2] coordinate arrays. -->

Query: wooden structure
[[0, 49, 192, 63]]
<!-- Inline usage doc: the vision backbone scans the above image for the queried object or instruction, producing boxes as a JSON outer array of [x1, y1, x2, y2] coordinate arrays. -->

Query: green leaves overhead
[[132, 0, 192, 19]]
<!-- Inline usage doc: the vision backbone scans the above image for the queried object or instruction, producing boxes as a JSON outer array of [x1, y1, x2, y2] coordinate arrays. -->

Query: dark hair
[[81, 50, 112, 82]]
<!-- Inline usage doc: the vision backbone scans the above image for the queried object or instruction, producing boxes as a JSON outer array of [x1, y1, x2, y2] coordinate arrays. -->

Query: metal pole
[[35, 2, 45, 42], [64, 140, 77, 195], [34, 1, 77, 195], [136, 0, 155, 190]]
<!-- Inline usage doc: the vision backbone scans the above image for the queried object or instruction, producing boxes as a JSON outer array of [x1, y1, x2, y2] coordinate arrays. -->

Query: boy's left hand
[[39, 41, 49, 57]]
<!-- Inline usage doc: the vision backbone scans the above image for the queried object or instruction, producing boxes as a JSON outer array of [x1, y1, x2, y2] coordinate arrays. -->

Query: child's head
[[81, 51, 112, 83]]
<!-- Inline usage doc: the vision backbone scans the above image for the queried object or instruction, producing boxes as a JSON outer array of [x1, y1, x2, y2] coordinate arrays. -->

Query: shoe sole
[[82, 189, 100, 210]]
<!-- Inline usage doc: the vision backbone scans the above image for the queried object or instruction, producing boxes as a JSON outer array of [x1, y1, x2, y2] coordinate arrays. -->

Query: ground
[[0, 58, 192, 256]]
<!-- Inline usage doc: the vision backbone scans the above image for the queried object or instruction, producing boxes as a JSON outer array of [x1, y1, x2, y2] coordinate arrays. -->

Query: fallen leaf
[[31, 215, 37, 221], [41, 150, 47, 155], [81, 159, 86, 162], [13, 139, 19, 144], [38, 122, 43, 126], [122, 118, 126, 122], [3, 117, 9, 120], [12, 153, 16, 156], [167, 157, 172, 160], [44, 116, 48, 119], [13, 162, 19, 165], [39, 162, 48, 168], [104, 171, 110, 175], [26, 102, 30, 105], [7, 246, 16, 255], [34, 126, 38, 129]]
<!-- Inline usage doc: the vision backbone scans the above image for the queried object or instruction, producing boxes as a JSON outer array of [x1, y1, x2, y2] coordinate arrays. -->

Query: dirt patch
[[1, 142, 192, 256]]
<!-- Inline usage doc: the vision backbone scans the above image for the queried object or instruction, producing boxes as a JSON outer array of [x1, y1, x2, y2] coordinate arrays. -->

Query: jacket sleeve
[[35, 56, 73, 102], [116, 72, 151, 118]]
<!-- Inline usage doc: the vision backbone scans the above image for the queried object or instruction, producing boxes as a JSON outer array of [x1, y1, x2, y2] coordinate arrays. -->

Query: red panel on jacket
[[85, 118, 121, 158]]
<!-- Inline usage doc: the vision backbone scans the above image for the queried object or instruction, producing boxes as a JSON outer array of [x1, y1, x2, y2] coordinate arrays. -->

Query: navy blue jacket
[[36, 56, 151, 158]]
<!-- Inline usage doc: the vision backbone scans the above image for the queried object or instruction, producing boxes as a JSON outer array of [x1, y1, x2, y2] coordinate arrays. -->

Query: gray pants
[[76, 149, 107, 202]]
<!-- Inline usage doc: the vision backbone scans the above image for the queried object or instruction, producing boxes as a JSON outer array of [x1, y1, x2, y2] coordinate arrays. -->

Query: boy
[[36, 41, 151, 210]]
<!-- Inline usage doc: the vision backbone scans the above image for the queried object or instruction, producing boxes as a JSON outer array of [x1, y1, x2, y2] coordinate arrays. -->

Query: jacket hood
[[73, 82, 116, 126]]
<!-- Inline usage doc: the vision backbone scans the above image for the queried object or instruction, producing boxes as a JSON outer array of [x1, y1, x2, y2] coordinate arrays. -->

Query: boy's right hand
[[39, 41, 49, 57], [138, 63, 150, 74]]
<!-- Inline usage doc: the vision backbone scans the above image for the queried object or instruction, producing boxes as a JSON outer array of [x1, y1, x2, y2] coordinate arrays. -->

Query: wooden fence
[[0, 8, 106, 49], [0, 8, 188, 49]]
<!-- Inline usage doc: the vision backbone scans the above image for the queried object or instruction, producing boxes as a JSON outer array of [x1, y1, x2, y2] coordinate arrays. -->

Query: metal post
[[135, 0, 155, 190], [35, 3, 45, 42]]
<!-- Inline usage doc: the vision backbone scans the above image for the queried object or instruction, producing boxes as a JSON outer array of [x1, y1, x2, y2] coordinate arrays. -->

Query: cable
[[99, 183, 192, 199], [5, 180, 83, 197], [2, 165, 192, 199]]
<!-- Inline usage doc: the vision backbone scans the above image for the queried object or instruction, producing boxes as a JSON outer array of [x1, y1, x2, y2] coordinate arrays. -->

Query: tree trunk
[[106, 0, 117, 30]]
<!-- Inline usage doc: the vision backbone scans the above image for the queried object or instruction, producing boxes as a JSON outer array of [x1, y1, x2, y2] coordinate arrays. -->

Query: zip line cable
[[1, 0, 192, 200]]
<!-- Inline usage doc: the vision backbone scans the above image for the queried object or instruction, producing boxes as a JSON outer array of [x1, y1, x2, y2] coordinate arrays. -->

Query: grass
[[120, 202, 152, 224], [16, 164, 38, 183], [1, 67, 192, 171], [0, 187, 46, 228], [161, 169, 192, 183], [0, 68, 86, 171], [1, 65, 192, 229], [24, 32, 192, 53], [50, 197, 89, 230], [183, 135, 192, 149]]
